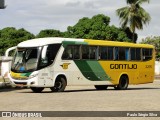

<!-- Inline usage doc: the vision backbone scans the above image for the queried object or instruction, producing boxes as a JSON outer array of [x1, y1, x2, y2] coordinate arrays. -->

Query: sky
[[0, 0, 159, 42]]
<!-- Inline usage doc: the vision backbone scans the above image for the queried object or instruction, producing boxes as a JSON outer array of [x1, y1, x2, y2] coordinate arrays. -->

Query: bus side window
[[114, 47, 119, 60], [136, 48, 141, 60], [131, 48, 142, 61], [62, 46, 73, 60], [99, 46, 113, 60], [82, 46, 89, 59], [89, 46, 97, 60], [99, 47, 107, 59], [119, 47, 126, 60], [73, 46, 80, 59], [131, 48, 136, 60], [108, 47, 113, 60], [62, 45, 80, 60], [143, 48, 152, 61], [40, 44, 61, 68], [82, 46, 98, 60], [47, 44, 61, 64], [125, 48, 129, 61]]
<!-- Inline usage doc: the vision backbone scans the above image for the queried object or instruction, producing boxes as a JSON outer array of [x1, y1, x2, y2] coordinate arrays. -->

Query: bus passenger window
[[142, 48, 152, 61], [108, 47, 113, 60], [99, 47, 107, 59], [82, 46, 97, 60], [131, 48, 136, 60], [62, 46, 73, 59], [82, 46, 89, 59], [99, 47, 113, 60], [136, 48, 141, 60], [89, 46, 97, 60], [73, 46, 80, 59], [62, 45, 80, 60], [119, 47, 126, 60], [114, 47, 119, 60], [114, 47, 129, 61], [131, 48, 141, 61], [125, 48, 129, 60]]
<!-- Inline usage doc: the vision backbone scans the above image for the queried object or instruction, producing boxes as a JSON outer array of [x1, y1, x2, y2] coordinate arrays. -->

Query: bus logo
[[60, 63, 71, 70], [110, 64, 137, 69]]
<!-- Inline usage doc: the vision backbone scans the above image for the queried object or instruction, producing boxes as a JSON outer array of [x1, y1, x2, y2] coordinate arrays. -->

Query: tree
[[0, 27, 35, 55], [124, 27, 137, 42], [141, 36, 160, 58], [36, 29, 63, 38], [116, 0, 151, 43], [64, 14, 131, 42]]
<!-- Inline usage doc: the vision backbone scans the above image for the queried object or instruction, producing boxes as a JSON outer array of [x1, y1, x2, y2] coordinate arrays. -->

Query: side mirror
[[41, 46, 48, 59]]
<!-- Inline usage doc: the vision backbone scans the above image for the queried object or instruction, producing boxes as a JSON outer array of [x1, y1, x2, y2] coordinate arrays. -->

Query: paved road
[[0, 80, 160, 120]]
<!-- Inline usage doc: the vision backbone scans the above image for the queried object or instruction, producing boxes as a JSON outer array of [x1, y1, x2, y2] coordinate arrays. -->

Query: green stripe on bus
[[21, 72, 32, 77], [74, 60, 111, 81], [62, 41, 88, 48]]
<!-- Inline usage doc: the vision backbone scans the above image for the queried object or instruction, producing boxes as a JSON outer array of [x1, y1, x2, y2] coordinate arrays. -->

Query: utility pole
[[0, 0, 6, 9]]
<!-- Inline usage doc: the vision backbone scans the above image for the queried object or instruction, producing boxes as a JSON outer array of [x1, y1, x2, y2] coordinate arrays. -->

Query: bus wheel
[[30, 87, 44, 93], [50, 77, 67, 92], [115, 75, 129, 90], [94, 85, 108, 90]]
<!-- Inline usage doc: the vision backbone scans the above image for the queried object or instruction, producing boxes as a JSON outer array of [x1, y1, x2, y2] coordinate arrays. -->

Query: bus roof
[[17, 37, 84, 47], [17, 37, 154, 48], [84, 39, 154, 48]]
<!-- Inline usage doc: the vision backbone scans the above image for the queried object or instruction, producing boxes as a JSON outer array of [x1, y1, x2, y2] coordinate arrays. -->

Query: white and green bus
[[9, 37, 155, 93]]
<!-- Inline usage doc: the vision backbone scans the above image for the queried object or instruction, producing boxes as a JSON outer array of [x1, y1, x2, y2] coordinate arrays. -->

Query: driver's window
[[39, 44, 61, 68]]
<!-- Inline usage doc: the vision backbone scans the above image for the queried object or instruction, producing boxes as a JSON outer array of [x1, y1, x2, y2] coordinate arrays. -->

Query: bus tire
[[115, 75, 129, 90], [30, 87, 44, 93], [94, 85, 108, 90], [50, 77, 67, 92]]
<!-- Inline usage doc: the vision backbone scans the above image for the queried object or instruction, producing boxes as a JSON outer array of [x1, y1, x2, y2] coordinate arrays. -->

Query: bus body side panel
[[52, 47, 114, 86], [99, 60, 155, 85], [138, 60, 155, 84], [99, 61, 136, 85], [84, 39, 155, 85], [37, 67, 54, 87]]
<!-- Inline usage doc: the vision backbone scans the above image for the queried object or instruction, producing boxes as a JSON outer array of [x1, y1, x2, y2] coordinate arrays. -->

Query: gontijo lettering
[[110, 64, 137, 69]]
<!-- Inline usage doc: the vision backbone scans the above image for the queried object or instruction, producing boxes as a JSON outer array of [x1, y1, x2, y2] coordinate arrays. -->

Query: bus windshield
[[11, 44, 61, 73], [11, 47, 41, 72]]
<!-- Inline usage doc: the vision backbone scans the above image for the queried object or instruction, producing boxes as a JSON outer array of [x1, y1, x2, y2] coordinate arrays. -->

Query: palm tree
[[116, 0, 151, 42]]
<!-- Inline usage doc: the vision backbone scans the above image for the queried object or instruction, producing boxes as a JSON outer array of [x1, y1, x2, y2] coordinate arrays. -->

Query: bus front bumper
[[8, 73, 39, 87]]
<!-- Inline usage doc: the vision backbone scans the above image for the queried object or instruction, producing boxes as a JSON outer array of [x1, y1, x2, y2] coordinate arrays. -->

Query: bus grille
[[14, 82, 27, 85]]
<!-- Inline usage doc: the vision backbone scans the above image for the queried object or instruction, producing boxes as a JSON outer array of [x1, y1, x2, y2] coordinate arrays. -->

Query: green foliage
[[0, 27, 35, 55], [0, 14, 135, 55], [141, 36, 160, 58], [64, 14, 131, 42], [124, 27, 138, 43], [36, 29, 63, 38], [116, 0, 151, 42]]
